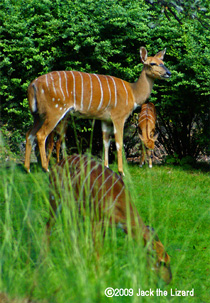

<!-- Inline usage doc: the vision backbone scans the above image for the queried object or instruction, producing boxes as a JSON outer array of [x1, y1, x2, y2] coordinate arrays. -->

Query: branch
[[144, 0, 210, 30], [167, 6, 183, 24], [196, 16, 210, 30]]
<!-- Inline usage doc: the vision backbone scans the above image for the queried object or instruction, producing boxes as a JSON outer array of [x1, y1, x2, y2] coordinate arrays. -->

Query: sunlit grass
[[0, 158, 210, 302]]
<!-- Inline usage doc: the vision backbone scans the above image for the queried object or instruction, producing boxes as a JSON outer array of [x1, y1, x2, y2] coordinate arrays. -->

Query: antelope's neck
[[141, 128, 148, 139], [130, 69, 154, 106]]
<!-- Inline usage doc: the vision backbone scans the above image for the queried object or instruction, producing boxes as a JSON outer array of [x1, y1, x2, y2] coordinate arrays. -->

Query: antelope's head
[[139, 132, 158, 150], [144, 226, 172, 284], [140, 47, 171, 80]]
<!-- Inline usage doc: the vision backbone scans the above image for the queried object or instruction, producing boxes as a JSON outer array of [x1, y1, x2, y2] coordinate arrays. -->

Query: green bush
[[1, 0, 210, 161]]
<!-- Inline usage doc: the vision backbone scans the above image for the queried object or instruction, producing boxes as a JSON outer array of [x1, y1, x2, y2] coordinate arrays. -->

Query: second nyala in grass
[[47, 154, 172, 284]]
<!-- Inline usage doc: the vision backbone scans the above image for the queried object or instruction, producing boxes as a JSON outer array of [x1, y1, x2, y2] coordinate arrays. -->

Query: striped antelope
[[47, 154, 172, 284], [138, 102, 158, 168], [47, 116, 68, 164], [24, 47, 171, 175]]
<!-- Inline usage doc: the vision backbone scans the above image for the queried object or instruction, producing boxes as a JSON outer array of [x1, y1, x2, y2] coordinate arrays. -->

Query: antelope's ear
[[140, 47, 148, 63], [155, 48, 166, 60], [164, 252, 171, 264], [153, 133, 159, 141]]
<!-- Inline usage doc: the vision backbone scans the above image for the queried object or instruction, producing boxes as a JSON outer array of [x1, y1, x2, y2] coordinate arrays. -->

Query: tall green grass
[[0, 159, 210, 303]]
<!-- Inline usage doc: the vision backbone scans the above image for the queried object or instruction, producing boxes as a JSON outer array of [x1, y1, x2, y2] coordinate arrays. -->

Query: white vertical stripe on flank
[[94, 173, 113, 205], [104, 184, 125, 211], [98, 174, 121, 206], [63, 71, 69, 98], [50, 73, 56, 95], [69, 155, 81, 167], [121, 80, 128, 106], [88, 169, 103, 199], [70, 155, 89, 179], [70, 71, 76, 107], [80, 163, 99, 193], [45, 74, 49, 89], [87, 73, 93, 111], [109, 76, 117, 107], [74, 157, 91, 185], [57, 71, 65, 101], [105, 76, 111, 109], [49, 106, 74, 139], [78, 72, 84, 110], [59, 157, 66, 167], [94, 74, 103, 111]]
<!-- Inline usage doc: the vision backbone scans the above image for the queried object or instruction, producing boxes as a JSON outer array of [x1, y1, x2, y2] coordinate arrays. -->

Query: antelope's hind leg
[[36, 116, 67, 172], [102, 121, 112, 168], [47, 131, 55, 165], [24, 115, 43, 173], [113, 119, 125, 176]]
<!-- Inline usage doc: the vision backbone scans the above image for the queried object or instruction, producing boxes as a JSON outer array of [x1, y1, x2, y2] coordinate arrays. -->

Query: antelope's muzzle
[[162, 65, 171, 78]]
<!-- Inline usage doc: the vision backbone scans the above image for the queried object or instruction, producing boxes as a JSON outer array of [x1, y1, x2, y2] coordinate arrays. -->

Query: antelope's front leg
[[139, 144, 145, 168], [147, 150, 152, 168], [24, 130, 34, 173], [102, 122, 112, 168], [24, 117, 42, 173], [36, 118, 59, 172], [47, 131, 55, 164], [113, 120, 125, 176], [56, 134, 66, 163]]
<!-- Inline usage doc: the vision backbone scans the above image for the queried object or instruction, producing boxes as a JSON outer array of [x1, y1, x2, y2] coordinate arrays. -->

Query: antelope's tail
[[27, 83, 37, 113]]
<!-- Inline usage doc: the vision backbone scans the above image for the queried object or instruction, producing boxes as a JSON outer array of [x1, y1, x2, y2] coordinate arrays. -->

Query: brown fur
[[47, 154, 172, 284], [47, 116, 68, 164], [24, 47, 171, 175], [138, 102, 158, 168]]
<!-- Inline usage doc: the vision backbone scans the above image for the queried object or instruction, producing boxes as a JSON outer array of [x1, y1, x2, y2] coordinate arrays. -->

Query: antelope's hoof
[[119, 171, 125, 178], [42, 167, 50, 173], [24, 165, 30, 173]]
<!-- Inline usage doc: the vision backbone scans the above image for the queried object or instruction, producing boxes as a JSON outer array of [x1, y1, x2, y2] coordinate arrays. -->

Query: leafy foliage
[[151, 17, 210, 160], [1, 0, 210, 161], [145, 0, 210, 29]]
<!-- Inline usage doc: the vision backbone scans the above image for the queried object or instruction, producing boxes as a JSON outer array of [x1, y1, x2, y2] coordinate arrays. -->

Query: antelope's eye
[[150, 63, 157, 66]]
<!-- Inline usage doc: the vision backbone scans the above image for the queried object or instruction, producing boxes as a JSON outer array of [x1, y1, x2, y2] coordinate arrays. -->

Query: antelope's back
[[138, 102, 156, 129], [49, 154, 132, 222]]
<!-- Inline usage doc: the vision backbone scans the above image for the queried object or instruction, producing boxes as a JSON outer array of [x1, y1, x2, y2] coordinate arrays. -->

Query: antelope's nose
[[165, 67, 171, 77]]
